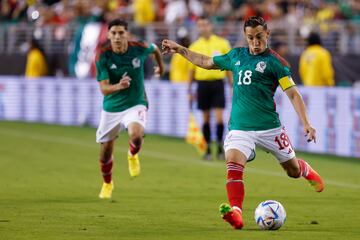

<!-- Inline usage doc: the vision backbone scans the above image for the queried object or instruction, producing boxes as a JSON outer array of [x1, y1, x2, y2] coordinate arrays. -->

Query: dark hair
[[307, 32, 322, 46], [243, 16, 267, 31], [108, 19, 128, 30], [197, 15, 211, 22], [30, 38, 45, 55]]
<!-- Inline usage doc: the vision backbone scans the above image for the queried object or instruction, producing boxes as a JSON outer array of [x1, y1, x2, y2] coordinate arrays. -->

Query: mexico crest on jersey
[[255, 61, 267, 73], [132, 58, 141, 68]]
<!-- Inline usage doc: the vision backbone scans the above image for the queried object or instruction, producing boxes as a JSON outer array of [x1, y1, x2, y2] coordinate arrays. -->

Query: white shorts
[[224, 126, 296, 163], [96, 105, 147, 143]]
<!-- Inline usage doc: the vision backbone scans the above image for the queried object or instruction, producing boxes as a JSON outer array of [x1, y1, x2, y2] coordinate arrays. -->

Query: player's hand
[[161, 39, 181, 55], [118, 76, 131, 90], [304, 125, 316, 143]]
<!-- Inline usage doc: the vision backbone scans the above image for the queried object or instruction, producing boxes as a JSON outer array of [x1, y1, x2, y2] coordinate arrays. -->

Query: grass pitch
[[0, 121, 359, 240]]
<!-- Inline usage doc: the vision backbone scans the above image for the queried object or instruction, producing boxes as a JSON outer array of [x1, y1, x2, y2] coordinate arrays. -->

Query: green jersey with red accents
[[213, 47, 295, 131], [96, 41, 155, 112]]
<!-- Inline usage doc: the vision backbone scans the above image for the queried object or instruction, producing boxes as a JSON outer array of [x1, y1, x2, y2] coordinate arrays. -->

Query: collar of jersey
[[246, 47, 270, 56]]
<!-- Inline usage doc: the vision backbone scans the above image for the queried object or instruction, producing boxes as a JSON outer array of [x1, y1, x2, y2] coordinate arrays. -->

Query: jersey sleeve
[[213, 49, 234, 71], [143, 42, 156, 55], [96, 55, 109, 81], [273, 61, 295, 91]]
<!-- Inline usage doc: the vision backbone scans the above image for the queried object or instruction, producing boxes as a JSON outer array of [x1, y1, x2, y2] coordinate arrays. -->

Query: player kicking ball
[[162, 16, 324, 229], [95, 19, 164, 199]]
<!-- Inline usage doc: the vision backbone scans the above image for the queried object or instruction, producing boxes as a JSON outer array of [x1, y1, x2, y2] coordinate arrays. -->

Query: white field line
[[1, 127, 360, 190]]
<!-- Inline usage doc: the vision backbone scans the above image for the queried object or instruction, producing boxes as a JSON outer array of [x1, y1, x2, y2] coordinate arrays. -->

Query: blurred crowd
[[1, 0, 360, 26], [2, 0, 360, 86]]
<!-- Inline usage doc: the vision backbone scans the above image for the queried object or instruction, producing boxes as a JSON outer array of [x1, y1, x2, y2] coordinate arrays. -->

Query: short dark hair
[[307, 32, 322, 46], [108, 19, 128, 30], [197, 15, 211, 22], [244, 16, 267, 31]]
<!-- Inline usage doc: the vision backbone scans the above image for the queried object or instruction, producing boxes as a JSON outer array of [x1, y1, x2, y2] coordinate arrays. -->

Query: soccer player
[[25, 38, 48, 78], [299, 32, 335, 86], [162, 16, 324, 229], [96, 19, 164, 199]]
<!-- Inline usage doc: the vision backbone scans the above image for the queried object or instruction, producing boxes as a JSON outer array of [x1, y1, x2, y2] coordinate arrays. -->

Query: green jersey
[[213, 47, 295, 131], [96, 41, 155, 112]]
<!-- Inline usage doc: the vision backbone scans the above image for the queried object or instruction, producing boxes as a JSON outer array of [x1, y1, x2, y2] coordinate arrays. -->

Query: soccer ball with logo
[[254, 200, 286, 230]]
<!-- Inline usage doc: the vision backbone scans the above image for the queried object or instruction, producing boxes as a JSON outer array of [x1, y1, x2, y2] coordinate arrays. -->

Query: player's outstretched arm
[[161, 39, 218, 70], [152, 45, 165, 77], [99, 76, 131, 96], [285, 86, 316, 143]]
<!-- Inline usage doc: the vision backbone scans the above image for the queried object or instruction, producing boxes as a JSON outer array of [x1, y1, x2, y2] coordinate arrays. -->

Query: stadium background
[[0, 1, 360, 240], [1, 0, 360, 157]]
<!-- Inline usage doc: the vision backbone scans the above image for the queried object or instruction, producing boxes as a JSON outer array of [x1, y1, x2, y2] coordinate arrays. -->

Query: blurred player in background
[[162, 16, 324, 229], [96, 19, 164, 199], [169, 26, 191, 83], [25, 38, 48, 79], [188, 16, 232, 160], [299, 32, 335, 86]]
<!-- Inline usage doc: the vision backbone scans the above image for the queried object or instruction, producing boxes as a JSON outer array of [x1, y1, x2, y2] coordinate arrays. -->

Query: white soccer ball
[[254, 200, 286, 230]]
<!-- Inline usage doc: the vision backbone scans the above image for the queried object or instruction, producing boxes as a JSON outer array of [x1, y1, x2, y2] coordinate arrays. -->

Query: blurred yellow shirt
[[299, 45, 334, 86], [189, 35, 231, 80], [25, 49, 48, 78], [133, 0, 155, 26], [169, 54, 191, 83]]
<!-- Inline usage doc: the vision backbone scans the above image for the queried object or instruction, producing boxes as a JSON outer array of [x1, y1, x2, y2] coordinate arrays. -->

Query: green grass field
[[0, 121, 359, 240]]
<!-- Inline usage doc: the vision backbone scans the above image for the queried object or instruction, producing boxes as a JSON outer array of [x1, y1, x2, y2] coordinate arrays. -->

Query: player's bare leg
[[220, 149, 247, 229], [127, 122, 144, 177], [281, 157, 324, 192], [99, 140, 115, 198]]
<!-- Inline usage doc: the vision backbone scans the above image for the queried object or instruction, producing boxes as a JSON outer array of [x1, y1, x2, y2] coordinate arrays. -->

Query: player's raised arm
[[152, 44, 165, 77], [161, 39, 218, 70]]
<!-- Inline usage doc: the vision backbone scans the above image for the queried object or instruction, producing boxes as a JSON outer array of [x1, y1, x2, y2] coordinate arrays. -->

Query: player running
[[96, 19, 164, 199], [162, 16, 324, 229]]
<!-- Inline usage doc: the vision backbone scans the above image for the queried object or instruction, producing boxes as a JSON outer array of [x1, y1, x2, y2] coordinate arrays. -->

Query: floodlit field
[[0, 121, 359, 240]]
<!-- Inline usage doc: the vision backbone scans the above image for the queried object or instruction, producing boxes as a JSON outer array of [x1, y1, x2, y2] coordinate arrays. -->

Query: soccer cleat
[[219, 203, 244, 229], [128, 151, 140, 177], [99, 181, 114, 199], [306, 165, 324, 192]]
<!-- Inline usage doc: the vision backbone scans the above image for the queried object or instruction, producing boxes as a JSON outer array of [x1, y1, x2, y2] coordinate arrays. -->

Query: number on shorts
[[274, 132, 291, 150]]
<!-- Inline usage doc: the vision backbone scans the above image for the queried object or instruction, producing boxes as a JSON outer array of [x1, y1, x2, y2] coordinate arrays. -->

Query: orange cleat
[[219, 203, 244, 229], [306, 165, 325, 192]]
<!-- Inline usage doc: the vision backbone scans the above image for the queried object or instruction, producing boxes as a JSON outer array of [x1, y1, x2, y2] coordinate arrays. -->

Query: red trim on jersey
[[273, 100, 277, 112], [269, 48, 290, 67], [269, 48, 288, 96], [128, 41, 148, 48], [96, 44, 112, 61]]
